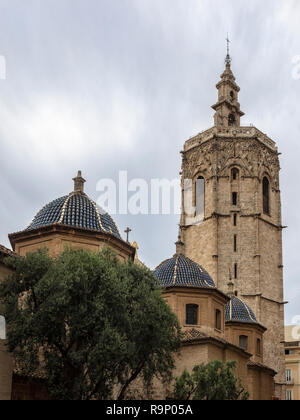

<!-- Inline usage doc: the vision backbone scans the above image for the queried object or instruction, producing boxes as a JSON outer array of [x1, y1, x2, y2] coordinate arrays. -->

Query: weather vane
[[225, 33, 231, 66]]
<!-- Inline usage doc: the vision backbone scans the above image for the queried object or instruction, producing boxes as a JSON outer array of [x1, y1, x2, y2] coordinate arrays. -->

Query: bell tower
[[179, 45, 286, 398]]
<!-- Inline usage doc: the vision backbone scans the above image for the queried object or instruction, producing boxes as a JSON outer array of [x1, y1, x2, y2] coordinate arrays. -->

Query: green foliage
[[173, 360, 249, 401], [0, 248, 181, 400]]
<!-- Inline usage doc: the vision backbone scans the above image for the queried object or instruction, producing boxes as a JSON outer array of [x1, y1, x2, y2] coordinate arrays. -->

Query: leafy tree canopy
[[0, 248, 181, 400], [173, 360, 249, 401]]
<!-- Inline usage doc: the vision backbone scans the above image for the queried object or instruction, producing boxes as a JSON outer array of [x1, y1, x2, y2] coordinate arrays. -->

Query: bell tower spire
[[212, 37, 245, 128]]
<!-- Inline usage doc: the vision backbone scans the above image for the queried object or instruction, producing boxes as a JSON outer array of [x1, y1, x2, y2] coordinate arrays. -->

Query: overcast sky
[[0, 0, 299, 324]]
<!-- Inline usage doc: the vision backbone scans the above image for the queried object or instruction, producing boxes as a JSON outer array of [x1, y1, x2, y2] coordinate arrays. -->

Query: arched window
[[195, 177, 205, 219], [0, 315, 6, 340], [228, 114, 236, 126], [239, 335, 248, 351], [230, 91, 234, 100], [186, 304, 198, 325], [215, 309, 222, 330], [263, 177, 270, 215], [231, 168, 239, 181]]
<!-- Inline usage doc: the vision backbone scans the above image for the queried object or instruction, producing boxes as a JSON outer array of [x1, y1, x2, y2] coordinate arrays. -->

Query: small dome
[[154, 254, 215, 289], [25, 172, 121, 239], [225, 296, 257, 324]]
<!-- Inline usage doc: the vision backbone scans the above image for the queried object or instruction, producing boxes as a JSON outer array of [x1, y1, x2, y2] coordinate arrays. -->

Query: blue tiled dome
[[154, 254, 215, 289], [26, 172, 121, 239], [225, 296, 257, 324]]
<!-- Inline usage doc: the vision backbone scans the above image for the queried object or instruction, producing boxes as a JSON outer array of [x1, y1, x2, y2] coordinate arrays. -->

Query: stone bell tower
[[179, 46, 286, 397]]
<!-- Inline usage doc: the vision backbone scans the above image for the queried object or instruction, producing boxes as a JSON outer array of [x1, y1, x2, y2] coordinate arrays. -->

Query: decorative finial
[[124, 227, 132, 243], [225, 34, 231, 66], [175, 227, 185, 255], [73, 170, 86, 193]]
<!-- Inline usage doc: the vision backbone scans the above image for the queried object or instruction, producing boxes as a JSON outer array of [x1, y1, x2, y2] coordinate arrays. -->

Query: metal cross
[[124, 227, 132, 242]]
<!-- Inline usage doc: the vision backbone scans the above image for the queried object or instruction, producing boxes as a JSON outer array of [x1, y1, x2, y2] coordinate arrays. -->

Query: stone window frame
[[185, 304, 199, 326], [231, 167, 240, 182], [256, 338, 262, 355], [215, 308, 222, 331], [193, 174, 206, 219], [262, 173, 271, 216], [239, 335, 248, 351]]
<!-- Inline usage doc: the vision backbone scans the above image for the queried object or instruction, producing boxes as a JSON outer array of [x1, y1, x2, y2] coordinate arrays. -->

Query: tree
[[173, 360, 249, 401], [0, 248, 181, 400]]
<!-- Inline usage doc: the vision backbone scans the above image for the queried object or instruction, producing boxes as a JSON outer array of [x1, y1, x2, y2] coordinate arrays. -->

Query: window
[[186, 304, 198, 325], [234, 235, 237, 252], [286, 369, 292, 382], [256, 338, 261, 355], [230, 91, 234, 100], [285, 349, 294, 355], [228, 113, 235, 126], [195, 177, 205, 219], [215, 309, 222, 330], [233, 214, 237, 226], [231, 168, 239, 181], [286, 390, 293, 401], [234, 263, 238, 279], [239, 335, 248, 351], [232, 192, 238, 206], [0, 315, 6, 340], [263, 177, 270, 215]]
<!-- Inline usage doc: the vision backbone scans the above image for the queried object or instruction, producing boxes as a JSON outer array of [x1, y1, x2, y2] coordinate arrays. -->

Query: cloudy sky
[[0, 0, 299, 324]]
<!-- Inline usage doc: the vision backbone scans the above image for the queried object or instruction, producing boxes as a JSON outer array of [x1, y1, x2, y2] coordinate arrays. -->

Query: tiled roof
[[225, 296, 257, 324], [154, 254, 215, 289], [247, 360, 277, 376], [0, 244, 15, 257], [25, 192, 121, 239], [182, 329, 252, 356]]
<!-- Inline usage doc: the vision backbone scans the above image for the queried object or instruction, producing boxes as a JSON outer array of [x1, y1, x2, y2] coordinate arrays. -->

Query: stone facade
[[159, 284, 276, 400], [179, 61, 285, 398]]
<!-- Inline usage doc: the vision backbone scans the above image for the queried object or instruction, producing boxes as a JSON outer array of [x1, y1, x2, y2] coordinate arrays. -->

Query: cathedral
[[0, 50, 285, 400]]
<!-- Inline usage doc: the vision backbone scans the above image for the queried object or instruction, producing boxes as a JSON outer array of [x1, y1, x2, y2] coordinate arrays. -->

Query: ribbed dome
[[225, 296, 257, 324], [154, 254, 215, 289], [25, 172, 121, 239]]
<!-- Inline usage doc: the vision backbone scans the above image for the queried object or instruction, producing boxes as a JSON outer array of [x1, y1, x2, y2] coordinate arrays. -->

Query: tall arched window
[[0, 315, 6, 340], [263, 177, 270, 215], [186, 304, 199, 325], [239, 335, 248, 351], [231, 168, 239, 181], [195, 177, 205, 219]]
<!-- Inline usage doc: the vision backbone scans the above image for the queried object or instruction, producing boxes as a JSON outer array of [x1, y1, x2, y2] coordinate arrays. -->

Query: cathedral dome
[[154, 254, 215, 289], [225, 296, 257, 324], [25, 171, 121, 239]]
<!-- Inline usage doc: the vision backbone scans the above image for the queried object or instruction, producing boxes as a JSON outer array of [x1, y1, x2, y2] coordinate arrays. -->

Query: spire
[[211, 38, 245, 128], [73, 170, 86, 193]]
